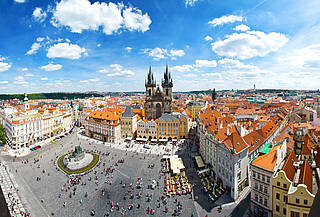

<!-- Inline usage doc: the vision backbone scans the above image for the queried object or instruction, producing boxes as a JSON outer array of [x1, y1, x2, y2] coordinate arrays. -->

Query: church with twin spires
[[145, 65, 173, 120]]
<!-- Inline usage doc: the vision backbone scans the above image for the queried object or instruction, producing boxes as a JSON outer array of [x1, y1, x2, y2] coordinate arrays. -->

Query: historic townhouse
[[136, 119, 157, 142], [120, 106, 137, 139], [85, 110, 121, 144], [250, 140, 287, 217]]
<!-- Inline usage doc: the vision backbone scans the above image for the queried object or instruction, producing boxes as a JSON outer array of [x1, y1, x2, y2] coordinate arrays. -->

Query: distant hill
[[0, 92, 104, 100]]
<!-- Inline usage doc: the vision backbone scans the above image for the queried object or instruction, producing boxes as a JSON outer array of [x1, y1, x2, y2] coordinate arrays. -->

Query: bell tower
[[145, 66, 156, 120], [162, 64, 173, 114], [293, 128, 304, 155]]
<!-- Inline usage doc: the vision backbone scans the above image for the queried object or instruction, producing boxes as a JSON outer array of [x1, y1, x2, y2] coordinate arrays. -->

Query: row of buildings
[[1, 94, 75, 150]]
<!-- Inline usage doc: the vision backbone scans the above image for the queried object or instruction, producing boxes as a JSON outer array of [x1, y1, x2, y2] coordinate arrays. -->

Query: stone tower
[[161, 64, 173, 114], [293, 128, 304, 155], [144, 65, 173, 120]]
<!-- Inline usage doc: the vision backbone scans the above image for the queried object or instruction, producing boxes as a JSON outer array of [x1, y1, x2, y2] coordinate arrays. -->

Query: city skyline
[[0, 0, 320, 94]]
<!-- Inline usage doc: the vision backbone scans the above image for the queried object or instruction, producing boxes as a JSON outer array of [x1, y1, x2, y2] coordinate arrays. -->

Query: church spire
[[162, 65, 173, 88], [145, 66, 156, 87]]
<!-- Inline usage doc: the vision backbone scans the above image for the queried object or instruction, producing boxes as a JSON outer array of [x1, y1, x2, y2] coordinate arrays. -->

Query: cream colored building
[[120, 106, 137, 139]]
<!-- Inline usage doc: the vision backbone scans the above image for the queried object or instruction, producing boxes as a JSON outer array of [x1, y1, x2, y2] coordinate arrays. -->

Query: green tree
[[0, 124, 6, 144]]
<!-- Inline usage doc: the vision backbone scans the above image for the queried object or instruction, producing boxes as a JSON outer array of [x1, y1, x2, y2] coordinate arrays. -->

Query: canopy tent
[[195, 156, 205, 168], [125, 137, 132, 141], [136, 138, 147, 142], [169, 156, 185, 174], [172, 139, 178, 142], [151, 138, 157, 142], [198, 168, 210, 174], [159, 138, 168, 142]]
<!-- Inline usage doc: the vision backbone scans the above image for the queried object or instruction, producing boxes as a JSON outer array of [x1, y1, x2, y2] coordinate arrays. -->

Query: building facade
[[120, 106, 137, 139], [85, 110, 121, 144]]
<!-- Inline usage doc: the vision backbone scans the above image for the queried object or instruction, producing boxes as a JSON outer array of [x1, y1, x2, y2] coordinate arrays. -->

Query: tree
[[0, 124, 6, 144]]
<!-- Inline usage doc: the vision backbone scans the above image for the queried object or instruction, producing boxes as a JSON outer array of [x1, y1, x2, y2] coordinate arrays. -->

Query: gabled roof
[[298, 160, 313, 193], [122, 106, 135, 117], [243, 130, 265, 154], [223, 130, 249, 156], [281, 151, 298, 181]]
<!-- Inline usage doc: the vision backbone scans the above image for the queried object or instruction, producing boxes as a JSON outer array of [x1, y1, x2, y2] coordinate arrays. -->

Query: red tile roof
[[281, 151, 298, 181], [298, 160, 313, 193]]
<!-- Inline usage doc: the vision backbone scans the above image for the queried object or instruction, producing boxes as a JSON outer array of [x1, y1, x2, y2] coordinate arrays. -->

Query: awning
[[195, 156, 205, 168], [136, 138, 147, 142], [159, 138, 167, 142], [169, 156, 185, 174], [125, 137, 132, 140], [172, 139, 177, 142], [151, 139, 157, 142], [198, 168, 209, 175]]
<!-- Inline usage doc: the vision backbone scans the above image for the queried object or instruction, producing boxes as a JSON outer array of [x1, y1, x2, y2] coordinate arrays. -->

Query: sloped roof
[[298, 160, 313, 193], [223, 130, 249, 155], [281, 151, 298, 181], [251, 146, 278, 172], [122, 106, 135, 117], [243, 130, 265, 154]]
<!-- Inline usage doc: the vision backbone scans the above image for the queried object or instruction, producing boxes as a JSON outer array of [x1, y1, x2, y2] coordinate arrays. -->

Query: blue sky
[[0, 0, 320, 93]]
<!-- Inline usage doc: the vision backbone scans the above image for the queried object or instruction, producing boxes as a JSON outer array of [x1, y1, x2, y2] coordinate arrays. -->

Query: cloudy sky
[[0, 0, 320, 93]]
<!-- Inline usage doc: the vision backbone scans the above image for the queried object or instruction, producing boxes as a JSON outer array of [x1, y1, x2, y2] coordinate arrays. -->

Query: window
[[258, 173, 261, 180], [303, 214, 308, 217], [260, 184, 263, 192], [253, 171, 256, 178], [276, 205, 279, 212], [255, 182, 258, 190], [284, 195, 288, 203], [277, 181, 280, 186], [276, 193, 280, 200], [290, 211, 300, 217], [296, 198, 299, 204], [259, 196, 262, 204], [262, 174, 265, 182], [264, 186, 267, 193], [304, 199, 308, 205], [237, 172, 241, 180], [283, 208, 286, 215], [255, 194, 258, 201], [284, 183, 287, 188], [264, 198, 268, 206]]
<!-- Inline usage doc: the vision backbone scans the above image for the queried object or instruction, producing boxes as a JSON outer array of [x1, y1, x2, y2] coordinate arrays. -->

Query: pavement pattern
[[0, 128, 251, 217]]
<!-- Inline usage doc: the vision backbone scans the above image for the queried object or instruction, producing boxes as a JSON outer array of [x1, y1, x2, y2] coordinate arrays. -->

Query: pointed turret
[[145, 66, 156, 87], [162, 64, 173, 88]]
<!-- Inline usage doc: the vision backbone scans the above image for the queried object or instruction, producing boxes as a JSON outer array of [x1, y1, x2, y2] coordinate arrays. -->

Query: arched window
[[166, 89, 169, 96], [148, 89, 151, 96]]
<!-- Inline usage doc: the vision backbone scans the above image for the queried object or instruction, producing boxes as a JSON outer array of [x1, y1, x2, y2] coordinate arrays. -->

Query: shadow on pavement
[[230, 192, 251, 217], [0, 185, 10, 217]]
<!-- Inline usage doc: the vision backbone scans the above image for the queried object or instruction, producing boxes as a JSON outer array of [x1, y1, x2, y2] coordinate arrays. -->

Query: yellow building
[[120, 106, 137, 139], [187, 101, 205, 121], [157, 113, 191, 141], [272, 151, 316, 217]]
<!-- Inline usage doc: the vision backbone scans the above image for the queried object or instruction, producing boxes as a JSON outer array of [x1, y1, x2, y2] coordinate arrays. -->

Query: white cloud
[[21, 67, 28, 71], [40, 63, 63, 71], [185, 0, 199, 7], [171, 65, 194, 72], [208, 15, 243, 27], [51, 0, 151, 35], [36, 37, 45, 42], [194, 59, 217, 68], [14, 0, 25, 3], [234, 24, 250, 32], [13, 76, 28, 85], [80, 78, 100, 83], [26, 42, 41, 55], [278, 44, 320, 69], [212, 31, 288, 59], [205, 35, 213, 41], [202, 73, 222, 79], [142, 48, 185, 60], [125, 47, 132, 52], [41, 77, 48, 81], [107, 70, 134, 77], [110, 64, 123, 71], [0, 61, 12, 72], [47, 43, 86, 60], [24, 73, 34, 77], [33, 8, 47, 23], [123, 7, 152, 33], [0, 81, 8, 84], [98, 68, 109, 73], [218, 58, 258, 71], [97, 43, 101, 47]]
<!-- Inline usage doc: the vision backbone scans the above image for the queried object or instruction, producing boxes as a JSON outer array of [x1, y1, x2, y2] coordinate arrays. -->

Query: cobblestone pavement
[[0, 128, 249, 217]]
